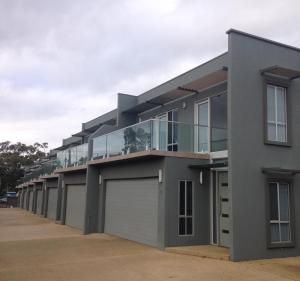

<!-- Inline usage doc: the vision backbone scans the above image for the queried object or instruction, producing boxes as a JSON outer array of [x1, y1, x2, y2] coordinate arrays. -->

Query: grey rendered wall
[[228, 32, 300, 260], [117, 93, 138, 128], [164, 157, 210, 246], [139, 83, 227, 123]]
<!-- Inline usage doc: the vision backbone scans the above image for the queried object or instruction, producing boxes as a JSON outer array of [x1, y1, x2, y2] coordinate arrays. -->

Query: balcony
[[56, 143, 89, 168], [20, 159, 60, 183], [19, 119, 227, 184], [92, 119, 227, 160]]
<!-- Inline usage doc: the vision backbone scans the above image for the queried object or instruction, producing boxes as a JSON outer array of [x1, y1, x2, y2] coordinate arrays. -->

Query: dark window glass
[[210, 93, 227, 152], [173, 110, 178, 121], [179, 218, 185, 235], [179, 181, 185, 216], [269, 183, 278, 221], [168, 111, 173, 121], [168, 122, 172, 144], [172, 144, 178, 151], [173, 123, 178, 144], [270, 223, 280, 242], [280, 223, 290, 241], [187, 218, 193, 235], [279, 183, 289, 221], [179, 180, 193, 236], [187, 182, 193, 216]]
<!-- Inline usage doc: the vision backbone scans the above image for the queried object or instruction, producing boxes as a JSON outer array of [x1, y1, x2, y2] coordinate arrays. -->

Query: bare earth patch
[[0, 209, 299, 281]]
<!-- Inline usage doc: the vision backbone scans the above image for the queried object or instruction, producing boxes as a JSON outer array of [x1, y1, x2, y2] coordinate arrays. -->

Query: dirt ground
[[0, 209, 299, 281]]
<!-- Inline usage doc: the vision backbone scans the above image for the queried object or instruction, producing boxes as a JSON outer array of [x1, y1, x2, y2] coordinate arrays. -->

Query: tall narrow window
[[197, 101, 209, 152], [179, 180, 193, 235], [269, 182, 291, 243], [267, 85, 287, 143]]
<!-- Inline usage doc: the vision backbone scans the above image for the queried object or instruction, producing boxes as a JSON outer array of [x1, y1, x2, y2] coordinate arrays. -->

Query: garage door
[[36, 190, 43, 215], [65, 185, 86, 230], [105, 178, 159, 247], [47, 188, 58, 220], [29, 191, 33, 211]]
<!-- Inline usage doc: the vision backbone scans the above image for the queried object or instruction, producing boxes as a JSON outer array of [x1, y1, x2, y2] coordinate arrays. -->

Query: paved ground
[[0, 209, 300, 281]]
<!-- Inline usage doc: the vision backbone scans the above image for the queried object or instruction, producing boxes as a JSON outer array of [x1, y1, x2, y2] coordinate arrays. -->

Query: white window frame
[[269, 181, 291, 244], [178, 180, 194, 236], [267, 85, 288, 143], [194, 93, 228, 156], [194, 99, 210, 153], [155, 109, 178, 151]]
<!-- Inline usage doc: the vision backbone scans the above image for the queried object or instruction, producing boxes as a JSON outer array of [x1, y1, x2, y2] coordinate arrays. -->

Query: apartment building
[[17, 29, 300, 261]]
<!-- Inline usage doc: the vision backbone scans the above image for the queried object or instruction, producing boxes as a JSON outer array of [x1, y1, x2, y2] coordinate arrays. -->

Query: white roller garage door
[[65, 185, 86, 230], [105, 178, 159, 247], [47, 188, 58, 220]]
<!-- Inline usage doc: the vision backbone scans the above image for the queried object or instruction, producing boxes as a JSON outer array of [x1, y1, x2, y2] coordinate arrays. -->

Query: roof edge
[[137, 51, 228, 100], [226, 29, 300, 53]]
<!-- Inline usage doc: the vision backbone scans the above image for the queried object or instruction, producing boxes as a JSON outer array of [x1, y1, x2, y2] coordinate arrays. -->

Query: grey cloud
[[0, 0, 299, 148]]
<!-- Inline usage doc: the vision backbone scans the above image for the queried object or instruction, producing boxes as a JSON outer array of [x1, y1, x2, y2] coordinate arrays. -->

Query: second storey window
[[267, 85, 287, 143]]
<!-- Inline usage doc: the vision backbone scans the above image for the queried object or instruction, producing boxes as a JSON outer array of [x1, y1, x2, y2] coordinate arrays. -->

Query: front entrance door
[[218, 172, 230, 247]]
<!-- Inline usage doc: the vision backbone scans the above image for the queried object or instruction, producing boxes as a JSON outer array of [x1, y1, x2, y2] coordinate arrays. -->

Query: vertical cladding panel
[[36, 190, 43, 215], [65, 185, 86, 230], [29, 191, 33, 211], [104, 178, 159, 247], [47, 188, 58, 220]]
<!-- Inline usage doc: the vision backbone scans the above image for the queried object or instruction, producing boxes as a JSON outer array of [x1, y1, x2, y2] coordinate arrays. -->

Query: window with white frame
[[269, 181, 291, 243], [156, 109, 178, 152], [195, 93, 228, 153], [196, 101, 209, 152], [267, 85, 287, 143], [179, 180, 193, 235]]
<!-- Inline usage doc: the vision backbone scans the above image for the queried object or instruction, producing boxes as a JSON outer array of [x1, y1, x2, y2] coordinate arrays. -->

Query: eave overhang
[[262, 167, 300, 177], [189, 160, 228, 170], [261, 66, 300, 81], [124, 68, 227, 114]]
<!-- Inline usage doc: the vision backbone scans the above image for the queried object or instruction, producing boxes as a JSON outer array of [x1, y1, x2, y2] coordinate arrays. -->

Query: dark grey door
[[104, 178, 159, 247], [218, 172, 230, 247], [65, 185, 86, 230], [36, 190, 43, 215], [47, 188, 58, 220]]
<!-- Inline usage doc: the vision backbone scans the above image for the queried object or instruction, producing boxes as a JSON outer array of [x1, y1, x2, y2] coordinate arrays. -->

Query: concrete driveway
[[0, 209, 300, 281]]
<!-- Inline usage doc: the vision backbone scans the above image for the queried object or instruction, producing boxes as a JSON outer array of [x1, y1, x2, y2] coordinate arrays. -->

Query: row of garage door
[[21, 189, 44, 214], [29, 178, 159, 247], [64, 179, 159, 248]]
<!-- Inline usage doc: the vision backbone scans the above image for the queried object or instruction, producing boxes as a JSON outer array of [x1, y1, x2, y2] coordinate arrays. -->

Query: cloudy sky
[[0, 0, 299, 149]]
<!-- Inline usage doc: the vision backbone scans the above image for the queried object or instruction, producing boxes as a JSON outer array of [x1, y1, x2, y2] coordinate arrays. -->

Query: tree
[[0, 141, 48, 194]]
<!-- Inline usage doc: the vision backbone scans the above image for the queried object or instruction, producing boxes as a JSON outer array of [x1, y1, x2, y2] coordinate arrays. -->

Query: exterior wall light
[[158, 169, 163, 183], [199, 170, 203, 184]]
